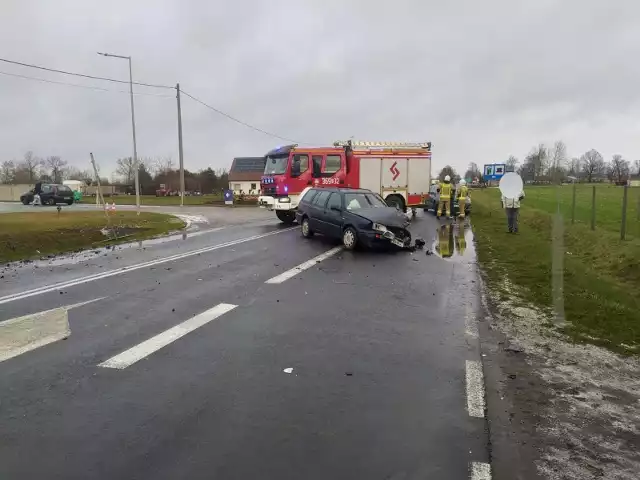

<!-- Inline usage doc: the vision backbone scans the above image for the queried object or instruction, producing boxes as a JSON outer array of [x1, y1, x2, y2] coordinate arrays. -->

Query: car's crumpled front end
[[371, 222, 412, 248]]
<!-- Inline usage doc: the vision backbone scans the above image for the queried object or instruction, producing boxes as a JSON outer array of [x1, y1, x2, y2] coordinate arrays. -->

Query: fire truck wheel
[[385, 194, 405, 213], [301, 217, 314, 238], [342, 227, 358, 250], [276, 210, 296, 225]]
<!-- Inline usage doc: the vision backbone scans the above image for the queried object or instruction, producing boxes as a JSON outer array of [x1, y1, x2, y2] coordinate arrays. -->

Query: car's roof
[[308, 187, 373, 194]]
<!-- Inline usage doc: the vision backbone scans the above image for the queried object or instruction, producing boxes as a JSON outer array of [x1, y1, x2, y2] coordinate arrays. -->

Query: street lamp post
[[98, 52, 140, 213]]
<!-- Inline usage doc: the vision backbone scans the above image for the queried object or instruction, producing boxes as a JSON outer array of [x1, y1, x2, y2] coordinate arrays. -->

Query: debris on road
[[283, 367, 293, 374], [414, 238, 426, 249]]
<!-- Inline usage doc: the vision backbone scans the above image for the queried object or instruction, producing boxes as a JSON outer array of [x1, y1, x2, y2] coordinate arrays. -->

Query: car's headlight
[[278, 197, 290, 203], [372, 223, 387, 232]]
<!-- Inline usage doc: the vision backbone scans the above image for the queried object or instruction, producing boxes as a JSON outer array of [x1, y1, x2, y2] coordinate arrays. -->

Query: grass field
[[471, 184, 640, 355], [78, 194, 224, 206], [0, 211, 184, 264]]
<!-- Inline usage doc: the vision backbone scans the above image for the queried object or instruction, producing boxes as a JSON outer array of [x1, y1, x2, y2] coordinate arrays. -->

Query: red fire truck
[[258, 140, 433, 224]]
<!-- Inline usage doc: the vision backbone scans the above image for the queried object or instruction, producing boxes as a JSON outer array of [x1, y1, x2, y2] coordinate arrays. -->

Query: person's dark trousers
[[506, 207, 519, 232]]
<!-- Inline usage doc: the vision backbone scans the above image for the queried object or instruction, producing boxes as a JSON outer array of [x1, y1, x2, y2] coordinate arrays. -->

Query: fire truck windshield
[[264, 156, 289, 175]]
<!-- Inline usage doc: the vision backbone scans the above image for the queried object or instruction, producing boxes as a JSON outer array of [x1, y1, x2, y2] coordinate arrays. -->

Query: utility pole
[[97, 52, 140, 214], [176, 83, 185, 207]]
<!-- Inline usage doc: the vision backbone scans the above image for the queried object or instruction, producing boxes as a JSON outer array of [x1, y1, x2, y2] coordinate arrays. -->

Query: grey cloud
[[1, 0, 640, 178]]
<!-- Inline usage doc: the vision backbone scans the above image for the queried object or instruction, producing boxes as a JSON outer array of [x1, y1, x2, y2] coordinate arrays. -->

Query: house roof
[[228, 157, 266, 181]]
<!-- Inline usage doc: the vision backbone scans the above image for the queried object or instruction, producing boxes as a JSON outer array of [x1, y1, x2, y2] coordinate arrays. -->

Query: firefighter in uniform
[[437, 175, 453, 218], [456, 179, 469, 218], [436, 224, 454, 258]]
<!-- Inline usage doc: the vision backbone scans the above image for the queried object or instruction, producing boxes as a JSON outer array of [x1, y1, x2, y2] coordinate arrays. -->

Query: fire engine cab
[[258, 140, 432, 224]]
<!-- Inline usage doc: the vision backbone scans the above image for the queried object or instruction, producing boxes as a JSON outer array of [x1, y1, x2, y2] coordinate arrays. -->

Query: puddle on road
[[431, 221, 475, 262]]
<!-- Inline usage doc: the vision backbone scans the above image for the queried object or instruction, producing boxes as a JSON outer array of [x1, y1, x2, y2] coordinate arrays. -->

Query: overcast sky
[[1, 0, 640, 177]]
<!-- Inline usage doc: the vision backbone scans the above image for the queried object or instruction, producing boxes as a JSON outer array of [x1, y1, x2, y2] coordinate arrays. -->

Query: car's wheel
[[275, 210, 296, 225], [342, 226, 358, 250], [301, 217, 314, 238], [21, 198, 29, 205], [47, 198, 56, 206], [66, 199, 74, 205], [385, 194, 405, 212]]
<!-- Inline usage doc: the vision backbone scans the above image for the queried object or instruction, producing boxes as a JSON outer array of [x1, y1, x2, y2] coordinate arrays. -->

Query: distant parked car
[[295, 187, 412, 250], [20, 184, 75, 206]]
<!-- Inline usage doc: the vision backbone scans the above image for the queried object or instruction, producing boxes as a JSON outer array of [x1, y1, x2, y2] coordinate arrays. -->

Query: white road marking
[[0, 228, 295, 306], [470, 462, 492, 479], [265, 246, 342, 284], [465, 360, 486, 418], [0, 297, 104, 363], [99, 303, 237, 369]]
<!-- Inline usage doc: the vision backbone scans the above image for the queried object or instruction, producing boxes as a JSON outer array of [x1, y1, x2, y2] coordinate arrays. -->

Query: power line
[[0, 70, 174, 97], [0, 57, 174, 89], [181, 89, 302, 144]]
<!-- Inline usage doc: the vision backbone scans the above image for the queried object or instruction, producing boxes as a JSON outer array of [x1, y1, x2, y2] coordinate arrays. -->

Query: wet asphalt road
[[0, 210, 488, 479]]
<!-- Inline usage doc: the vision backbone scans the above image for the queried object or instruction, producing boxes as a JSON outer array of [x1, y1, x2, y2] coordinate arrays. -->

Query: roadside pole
[[571, 181, 577, 224], [90, 153, 109, 223], [620, 185, 628, 240], [176, 83, 185, 207], [590, 185, 596, 231]]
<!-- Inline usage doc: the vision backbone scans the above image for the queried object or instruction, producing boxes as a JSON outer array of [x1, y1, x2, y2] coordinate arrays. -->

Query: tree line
[[435, 142, 640, 185], [0, 151, 230, 194]]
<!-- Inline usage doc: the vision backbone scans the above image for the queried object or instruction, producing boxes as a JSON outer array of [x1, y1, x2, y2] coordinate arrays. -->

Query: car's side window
[[323, 155, 341, 175], [312, 190, 330, 208], [41, 185, 52, 193], [302, 189, 318, 204], [326, 193, 342, 211]]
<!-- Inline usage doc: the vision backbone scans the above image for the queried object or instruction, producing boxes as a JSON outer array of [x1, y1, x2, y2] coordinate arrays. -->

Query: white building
[[228, 157, 265, 195]]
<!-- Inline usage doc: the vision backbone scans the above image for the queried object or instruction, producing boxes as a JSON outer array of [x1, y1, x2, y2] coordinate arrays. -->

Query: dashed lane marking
[[470, 462, 492, 479], [0, 228, 296, 306], [465, 304, 479, 339], [99, 303, 237, 369], [265, 246, 342, 284], [465, 360, 486, 418]]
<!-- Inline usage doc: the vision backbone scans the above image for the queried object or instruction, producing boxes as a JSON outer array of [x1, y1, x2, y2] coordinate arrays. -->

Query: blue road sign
[[224, 189, 233, 205], [483, 163, 506, 182]]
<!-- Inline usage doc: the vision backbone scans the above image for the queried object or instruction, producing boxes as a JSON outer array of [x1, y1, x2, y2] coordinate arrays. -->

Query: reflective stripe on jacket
[[440, 182, 452, 198]]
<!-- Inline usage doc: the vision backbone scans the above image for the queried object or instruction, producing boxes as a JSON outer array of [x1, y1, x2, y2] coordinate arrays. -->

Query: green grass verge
[[78, 194, 224, 206], [471, 186, 640, 355], [0, 211, 185, 264]]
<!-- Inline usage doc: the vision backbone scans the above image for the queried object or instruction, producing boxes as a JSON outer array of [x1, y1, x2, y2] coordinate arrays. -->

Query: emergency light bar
[[333, 140, 431, 149]]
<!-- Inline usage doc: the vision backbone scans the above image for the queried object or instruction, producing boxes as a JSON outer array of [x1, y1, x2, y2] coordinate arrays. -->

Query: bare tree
[[46, 156, 67, 184], [580, 149, 605, 183], [506, 155, 519, 172], [607, 154, 630, 183], [21, 151, 43, 182], [438, 165, 459, 182], [523, 144, 548, 181], [64, 166, 93, 183], [634, 159, 640, 176], [464, 162, 482, 181], [115, 157, 136, 184], [0, 160, 16, 184], [154, 156, 174, 175], [566, 157, 580, 177], [548, 141, 567, 183]]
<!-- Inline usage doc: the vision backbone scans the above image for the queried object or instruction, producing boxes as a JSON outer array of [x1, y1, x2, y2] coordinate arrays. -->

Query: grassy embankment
[[0, 211, 184, 264], [77, 194, 258, 206], [471, 184, 640, 354]]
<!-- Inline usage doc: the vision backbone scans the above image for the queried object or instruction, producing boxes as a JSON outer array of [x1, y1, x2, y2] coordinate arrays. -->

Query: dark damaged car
[[295, 187, 411, 250]]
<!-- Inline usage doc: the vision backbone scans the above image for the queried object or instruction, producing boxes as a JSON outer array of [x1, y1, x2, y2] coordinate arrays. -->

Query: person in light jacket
[[502, 189, 525, 233]]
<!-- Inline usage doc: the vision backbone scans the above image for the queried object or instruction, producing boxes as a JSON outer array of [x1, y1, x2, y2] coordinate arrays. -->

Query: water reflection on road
[[432, 221, 475, 262]]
